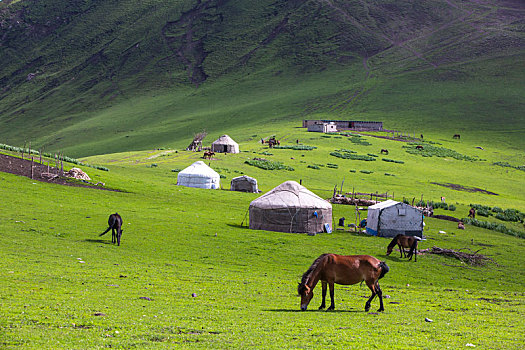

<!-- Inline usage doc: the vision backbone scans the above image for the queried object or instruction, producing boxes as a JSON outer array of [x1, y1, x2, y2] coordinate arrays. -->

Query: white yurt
[[211, 135, 239, 153], [177, 161, 220, 189], [366, 200, 423, 238], [249, 180, 332, 234]]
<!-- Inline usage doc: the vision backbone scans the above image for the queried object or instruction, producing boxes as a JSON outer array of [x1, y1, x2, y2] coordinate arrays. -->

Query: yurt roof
[[212, 134, 238, 145], [250, 181, 331, 210], [179, 161, 219, 178], [368, 200, 400, 210], [231, 175, 257, 184]]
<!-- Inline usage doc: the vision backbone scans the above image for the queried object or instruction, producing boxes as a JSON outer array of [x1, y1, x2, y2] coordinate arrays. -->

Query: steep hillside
[[1, 0, 524, 156]]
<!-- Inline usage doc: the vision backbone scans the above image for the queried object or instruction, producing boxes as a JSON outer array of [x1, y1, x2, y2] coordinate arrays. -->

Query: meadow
[[1, 129, 524, 349]]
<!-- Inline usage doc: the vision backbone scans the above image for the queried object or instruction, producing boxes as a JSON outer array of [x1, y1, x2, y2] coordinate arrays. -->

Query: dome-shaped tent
[[231, 175, 260, 193], [249, 181, 332, 234], [177, 161, 220, 189], [211, 135, 239, 153]]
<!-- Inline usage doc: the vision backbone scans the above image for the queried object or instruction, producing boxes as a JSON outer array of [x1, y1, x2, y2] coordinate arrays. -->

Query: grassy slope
[[1, 140, 524, 348], [1, 0, 524, 157]]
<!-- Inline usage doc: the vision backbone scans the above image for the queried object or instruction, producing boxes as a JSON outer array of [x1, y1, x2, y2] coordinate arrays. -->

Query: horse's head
[[297, 282, 314, 311], [385, 246, 393, 256]]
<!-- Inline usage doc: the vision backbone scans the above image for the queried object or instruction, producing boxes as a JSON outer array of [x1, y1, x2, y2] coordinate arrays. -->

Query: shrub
[[448, 204, 456, 211], [360, 170, 373, 174], [245, 159, 294, 171], [326, 163, 338, 169], [382, 158, 405, 164], [330, 152, 376, 161], [403, 143, 481, 161], [349, 169, 356, 173], [463, 218, 525, 238], [171, 169, 182, 172], [307, 165, 320, 170], [367, 153, 379, 157], [491, 206, 503, 213], [273, 145, 317, 150]]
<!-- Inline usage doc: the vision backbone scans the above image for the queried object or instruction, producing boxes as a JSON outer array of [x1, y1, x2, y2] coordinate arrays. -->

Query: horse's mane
[[298, 254, 329, 294], [386, 234, 401, 250]]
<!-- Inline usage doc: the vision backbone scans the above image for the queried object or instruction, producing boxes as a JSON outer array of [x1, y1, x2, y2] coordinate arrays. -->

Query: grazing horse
[[468, 208, 476, 219], [298, 254, 389, 312], [99, 213, 123, 246], [380, 149, 389, 155], [453, 134, 461, 139], [386, 234, 420, 261], [415, 145, 424, 150], [203, 150, 215, 159]]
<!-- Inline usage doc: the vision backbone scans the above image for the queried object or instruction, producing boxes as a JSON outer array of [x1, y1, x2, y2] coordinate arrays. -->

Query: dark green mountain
[[1, 0, 524, 156]]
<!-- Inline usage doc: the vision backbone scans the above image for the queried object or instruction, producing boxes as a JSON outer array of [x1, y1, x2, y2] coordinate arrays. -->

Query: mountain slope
[[1, 0, 524, 156]]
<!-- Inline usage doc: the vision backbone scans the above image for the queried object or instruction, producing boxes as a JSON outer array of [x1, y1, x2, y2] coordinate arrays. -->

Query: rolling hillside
[[1, 0, 524, 156]]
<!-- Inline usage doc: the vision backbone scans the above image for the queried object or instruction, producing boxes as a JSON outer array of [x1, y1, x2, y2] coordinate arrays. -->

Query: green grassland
[[1, 130, 524, 349], [1, 0, 524, 348]]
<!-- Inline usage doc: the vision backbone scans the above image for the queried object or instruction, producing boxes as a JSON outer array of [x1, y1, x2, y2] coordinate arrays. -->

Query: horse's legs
[[398, 243, 404, 258], [364, 280, 376, 312], [375, 282, 384, 312], [327, 282, 335, 311], [319, 281, 327, 310], [111, 227, 116, 244]]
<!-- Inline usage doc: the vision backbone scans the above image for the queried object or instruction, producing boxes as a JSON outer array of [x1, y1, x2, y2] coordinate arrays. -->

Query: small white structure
[[366, 200, 423, 238], [177, 161, 220, 189], [211, 135, 239, 153], [307, 122, 337, 133], [231, 175, 260, 193]]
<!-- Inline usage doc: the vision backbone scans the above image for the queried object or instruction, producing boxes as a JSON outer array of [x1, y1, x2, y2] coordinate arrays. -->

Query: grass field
[[1, 131, 524, 349]]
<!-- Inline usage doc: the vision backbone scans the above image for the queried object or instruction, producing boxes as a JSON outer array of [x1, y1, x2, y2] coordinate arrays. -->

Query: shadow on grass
[[263, 308, 362, 313], [226, 223, 249, 229], [83, 239, 112, 244]]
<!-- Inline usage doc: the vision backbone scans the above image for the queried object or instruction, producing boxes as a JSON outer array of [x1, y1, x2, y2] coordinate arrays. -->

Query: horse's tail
[[99, 226, 111, 236], [378, 261, 389, 280], [407, 239, 418, 259]]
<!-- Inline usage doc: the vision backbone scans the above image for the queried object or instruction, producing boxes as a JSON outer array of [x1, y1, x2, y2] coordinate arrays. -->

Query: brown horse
[[468, 208, 476, 219], [453, 134, 461, 139], [99, 213, 123, 246], [415, 145, 424, 150], [386, 234, 420, 261], [298, 254, 389, 312], [203, 150, 215, 159], [380, 149, 389, 155]]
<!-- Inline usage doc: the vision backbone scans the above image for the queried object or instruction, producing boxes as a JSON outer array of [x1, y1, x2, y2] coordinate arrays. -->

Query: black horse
[[99, 213, 123, 246]]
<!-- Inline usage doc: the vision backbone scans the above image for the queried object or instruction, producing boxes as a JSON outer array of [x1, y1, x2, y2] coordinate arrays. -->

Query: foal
[[386, 234, 420, 261], [99, 213, 123, 246]]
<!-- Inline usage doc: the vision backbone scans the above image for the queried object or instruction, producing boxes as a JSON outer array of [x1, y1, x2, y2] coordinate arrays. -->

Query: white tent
[[211, 135, 239, 153], [249, 181, 332, 234], [366, 200, 423, 238], [177, 161, 220, 189]]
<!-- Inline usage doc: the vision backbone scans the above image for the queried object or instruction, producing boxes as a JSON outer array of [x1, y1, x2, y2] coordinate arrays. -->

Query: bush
[[307, 165, 320, 170], [273, 145, 317, 150], [463, 218, 524, 239], [245, 159, 294, 171], [171, 169, 182, 172], [360, 170, 373, 174], [382, 158, 405, 164], [326, 163, 338, 169], [330, 152, 376, 161], [448, 204, 456, 211]]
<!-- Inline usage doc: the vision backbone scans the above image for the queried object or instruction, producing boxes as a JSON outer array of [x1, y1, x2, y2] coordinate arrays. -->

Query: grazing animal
[[420, 134, 424, 139], [458, 221, 465, 230], [453, 134, 461, 139], [99, 213, 123, 246], [298, 254, 389, 312], [380, 149, 389, 155], [415, 145, 424, 150], [468, 208, 476, 219], [386, 234, 421, 261], [203, 150, 215, 159]]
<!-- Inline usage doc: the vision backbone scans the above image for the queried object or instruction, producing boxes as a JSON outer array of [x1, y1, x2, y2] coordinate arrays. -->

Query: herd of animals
[[98, 212, 422, 313], [98, 133, 468, 312]]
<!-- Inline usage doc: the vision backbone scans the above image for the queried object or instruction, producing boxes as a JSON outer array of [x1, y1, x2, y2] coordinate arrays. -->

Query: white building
[[307, 122, 337, 133], [366, 200, 423, 238]]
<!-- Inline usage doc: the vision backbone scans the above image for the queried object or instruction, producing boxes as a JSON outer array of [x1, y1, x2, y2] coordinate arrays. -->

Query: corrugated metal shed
[[366, 200, 423, 238]]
